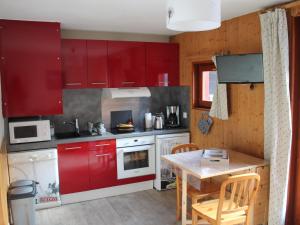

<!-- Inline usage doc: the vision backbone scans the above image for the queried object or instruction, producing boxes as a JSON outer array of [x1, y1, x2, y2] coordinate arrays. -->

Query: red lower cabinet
[[88, 140, 117, 189], [58, 142, 90, 194], [58, 139, 154, 194], [58, 139, 117, 194]]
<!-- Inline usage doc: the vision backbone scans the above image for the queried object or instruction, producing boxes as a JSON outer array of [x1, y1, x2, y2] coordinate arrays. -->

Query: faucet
[[64, 118, 80, 135]]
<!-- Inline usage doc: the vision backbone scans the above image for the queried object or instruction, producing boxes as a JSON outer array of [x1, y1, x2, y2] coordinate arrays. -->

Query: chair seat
[[192, 199, 247, 224]]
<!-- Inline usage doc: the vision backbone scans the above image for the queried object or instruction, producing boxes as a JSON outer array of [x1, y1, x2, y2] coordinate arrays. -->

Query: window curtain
[[209, 56, 228, 120], [260, 9, 292, 225], [285, 16, 300, 225]]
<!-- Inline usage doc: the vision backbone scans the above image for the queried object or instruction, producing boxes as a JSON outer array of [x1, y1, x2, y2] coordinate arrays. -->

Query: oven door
[[117, 144, 155, 179]]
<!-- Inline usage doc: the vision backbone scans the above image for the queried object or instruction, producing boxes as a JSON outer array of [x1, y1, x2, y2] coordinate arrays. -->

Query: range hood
[[103, 87, 151, 98]]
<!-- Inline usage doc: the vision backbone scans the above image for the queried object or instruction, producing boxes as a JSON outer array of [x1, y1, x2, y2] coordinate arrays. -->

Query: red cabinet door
[[58, 142, 90, 194], [108, 41, 146, 87], [0, 20, 63, 117], [88, 139, 117, 189], [61, 39, 87, 89], [146, 43, 179, 86], [0, 21, 7, 117], [87, 40, 108, 88]]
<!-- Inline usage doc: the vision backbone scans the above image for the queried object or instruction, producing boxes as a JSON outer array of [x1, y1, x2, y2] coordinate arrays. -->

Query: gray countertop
[[7, 128, 189, 152]]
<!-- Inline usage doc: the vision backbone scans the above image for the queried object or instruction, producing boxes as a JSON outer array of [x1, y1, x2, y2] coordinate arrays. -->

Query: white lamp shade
[[166, 0, 221, 32]]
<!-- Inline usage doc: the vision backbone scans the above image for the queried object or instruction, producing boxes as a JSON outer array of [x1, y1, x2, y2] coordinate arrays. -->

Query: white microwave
[[9, 120, 51, 144]]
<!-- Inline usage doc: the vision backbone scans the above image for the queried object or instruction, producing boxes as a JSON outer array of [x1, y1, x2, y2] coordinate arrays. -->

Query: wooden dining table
[[162, 149, 269, 225]]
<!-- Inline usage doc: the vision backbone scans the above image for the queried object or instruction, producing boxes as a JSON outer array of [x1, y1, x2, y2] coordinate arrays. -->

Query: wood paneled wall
[[171, 12, 264, 158], [0, 141, 9, 225]]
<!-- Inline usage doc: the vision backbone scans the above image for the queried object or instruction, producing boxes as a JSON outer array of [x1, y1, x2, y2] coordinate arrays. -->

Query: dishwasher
[[154, 132, 190, 190], [8, 148, 61, 210]]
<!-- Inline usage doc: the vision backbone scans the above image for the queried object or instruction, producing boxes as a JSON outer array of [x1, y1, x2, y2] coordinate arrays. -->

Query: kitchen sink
[[55, 130, 93, 139]]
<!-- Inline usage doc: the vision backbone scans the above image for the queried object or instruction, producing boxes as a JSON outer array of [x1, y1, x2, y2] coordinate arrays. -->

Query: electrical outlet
[[183, 112, 188, 119]]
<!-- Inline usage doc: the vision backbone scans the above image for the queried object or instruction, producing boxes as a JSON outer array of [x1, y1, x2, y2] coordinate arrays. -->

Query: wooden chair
[[192, 173, 260, 225], [171, 143, 220, 221]]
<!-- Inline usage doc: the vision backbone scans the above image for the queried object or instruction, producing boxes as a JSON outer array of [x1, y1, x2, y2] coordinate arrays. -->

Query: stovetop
[[110, 128, 143, 135], [109, 127, 184, 135]]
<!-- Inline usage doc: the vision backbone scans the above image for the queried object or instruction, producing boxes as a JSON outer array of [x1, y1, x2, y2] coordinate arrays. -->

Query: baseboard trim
[[61, 180, 153, 205], [35, 200, 62, 210]]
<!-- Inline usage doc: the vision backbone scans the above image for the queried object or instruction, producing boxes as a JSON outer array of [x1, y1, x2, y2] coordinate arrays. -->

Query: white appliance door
[[8, 149, 61, 210], [117, 144, 155, 179], [154, 133, 190, 190]]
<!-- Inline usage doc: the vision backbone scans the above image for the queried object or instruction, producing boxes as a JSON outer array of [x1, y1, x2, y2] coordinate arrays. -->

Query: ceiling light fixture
[[166, 0, 221, 32]]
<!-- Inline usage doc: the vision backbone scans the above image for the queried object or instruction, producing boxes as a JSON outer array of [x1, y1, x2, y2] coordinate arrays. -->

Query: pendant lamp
[[166, 0, 221, 32]]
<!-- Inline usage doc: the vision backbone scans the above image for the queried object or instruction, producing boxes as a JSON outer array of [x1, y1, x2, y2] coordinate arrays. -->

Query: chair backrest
[[171, 143, 199, 154], [216, 173, 260, 223]]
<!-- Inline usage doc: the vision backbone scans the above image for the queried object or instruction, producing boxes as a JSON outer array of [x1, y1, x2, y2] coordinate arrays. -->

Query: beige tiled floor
[[36, 189, 178, 225]]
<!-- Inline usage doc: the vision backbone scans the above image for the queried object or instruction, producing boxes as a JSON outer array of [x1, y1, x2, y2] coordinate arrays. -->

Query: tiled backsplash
[[47, 86, 190, 133], [47, 89, 103, 133], [101, 94, 150, 130], [149, 86, 190, 128]]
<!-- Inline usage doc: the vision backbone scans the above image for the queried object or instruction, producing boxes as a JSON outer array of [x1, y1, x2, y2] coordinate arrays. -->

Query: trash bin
[[10, 180, 37, 189], [8, 181, 37, 225]]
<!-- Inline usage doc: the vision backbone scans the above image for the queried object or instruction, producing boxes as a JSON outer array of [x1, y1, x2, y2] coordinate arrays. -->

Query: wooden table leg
[[182, 170, 188, 225]]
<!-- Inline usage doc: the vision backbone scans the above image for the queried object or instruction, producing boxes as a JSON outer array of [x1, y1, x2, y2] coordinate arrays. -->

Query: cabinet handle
[[66, 83, 82, 86], [91, 82, 106, 85], [65, 146, 82, 150], [95, 153, 111, 157], [95, 143, 111, 147], [122, 81, 136, 85]]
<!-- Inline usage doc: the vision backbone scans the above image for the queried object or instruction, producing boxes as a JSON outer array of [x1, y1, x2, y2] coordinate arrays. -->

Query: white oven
[[116, 136, 155, 179], [9, 120, 51, 144]]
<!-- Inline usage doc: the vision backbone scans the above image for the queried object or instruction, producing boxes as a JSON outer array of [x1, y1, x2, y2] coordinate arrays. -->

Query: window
[[193, 62, 217, 109]]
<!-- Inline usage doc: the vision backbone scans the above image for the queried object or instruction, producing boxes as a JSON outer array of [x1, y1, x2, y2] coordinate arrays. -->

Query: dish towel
[[209, 56, 229, 120]]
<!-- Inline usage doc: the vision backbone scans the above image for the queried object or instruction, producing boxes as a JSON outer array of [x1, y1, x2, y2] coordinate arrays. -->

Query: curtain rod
[[259, 0, 300, 14]]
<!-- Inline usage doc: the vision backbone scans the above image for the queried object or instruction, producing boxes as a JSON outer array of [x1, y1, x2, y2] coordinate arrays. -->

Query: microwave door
[[10, 125, 39, 144], [14, 126, 38, 139]]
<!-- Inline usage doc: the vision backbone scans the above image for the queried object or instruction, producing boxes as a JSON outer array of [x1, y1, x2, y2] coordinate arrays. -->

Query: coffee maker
[[166, 105, 180, 128]]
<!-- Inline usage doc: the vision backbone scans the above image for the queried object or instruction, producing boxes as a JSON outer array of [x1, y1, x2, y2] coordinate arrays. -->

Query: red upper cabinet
[[146, 43, 179, 87], [87, 40, 108, 88], [0, 20, 63, 117], [108, 41, 146, 87], [61, 39, 87, 89]]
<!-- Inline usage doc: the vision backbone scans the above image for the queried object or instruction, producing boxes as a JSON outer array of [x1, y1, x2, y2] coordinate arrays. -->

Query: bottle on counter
[[145, 113, 152, 129], [50, 123, 55, 137]]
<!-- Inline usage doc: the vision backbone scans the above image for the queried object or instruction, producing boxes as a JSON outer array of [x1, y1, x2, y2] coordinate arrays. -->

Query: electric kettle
[[154, 113, 164, 130]]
